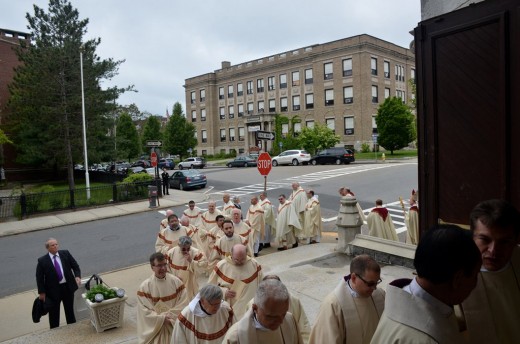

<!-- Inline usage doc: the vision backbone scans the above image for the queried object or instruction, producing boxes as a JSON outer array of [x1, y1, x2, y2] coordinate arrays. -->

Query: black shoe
[[263, 243, 271, 248], [292, 242, 299, 248], [254, 253, 259, 257], [258, 243, 263, 252]]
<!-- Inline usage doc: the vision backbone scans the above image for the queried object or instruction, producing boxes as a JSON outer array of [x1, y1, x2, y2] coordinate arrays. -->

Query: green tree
[[273, 115, 301, 154], [297, 123, 340, 155], [116, 113, 140, 161], [163, 102, 197, 160], [141, 116, 163, 150], [7, 0, 129, 190], [376, 97, 416, 154]]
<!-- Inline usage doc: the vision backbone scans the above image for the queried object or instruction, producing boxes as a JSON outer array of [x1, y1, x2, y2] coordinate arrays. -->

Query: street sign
[[146, 140, 162, 147], [150, 152, 158, 167], [255, 131, 275, 141], [372, 134, 378, 143], [257, 152, 272, 176]]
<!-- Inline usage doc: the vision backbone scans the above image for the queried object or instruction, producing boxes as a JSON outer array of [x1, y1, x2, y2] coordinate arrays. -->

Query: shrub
[[361, 142, 371, 153], [122, 173, 153, 183]]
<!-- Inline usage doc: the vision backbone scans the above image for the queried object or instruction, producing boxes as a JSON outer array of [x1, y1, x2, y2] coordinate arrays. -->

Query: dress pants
[[48, 283, 76, 328]]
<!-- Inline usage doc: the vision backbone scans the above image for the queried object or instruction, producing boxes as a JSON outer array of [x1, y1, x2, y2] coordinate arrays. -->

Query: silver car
[[271, 150, 311, 166]]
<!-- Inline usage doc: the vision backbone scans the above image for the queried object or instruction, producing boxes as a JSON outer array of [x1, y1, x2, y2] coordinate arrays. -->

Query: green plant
[[122, 173, 153, 183], [85, 284, 117, 302], [361, 142, 371, 153]]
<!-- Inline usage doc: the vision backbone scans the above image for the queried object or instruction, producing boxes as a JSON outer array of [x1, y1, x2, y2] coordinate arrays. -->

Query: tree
[[141, 116, 163, 150], [297, 123, 340, 155], [273, 115, 301, 154], [7, 0, 130, 190], [376, 97, 416, 154], [163, 102, 197, 160], [116, 113, 140, 161]]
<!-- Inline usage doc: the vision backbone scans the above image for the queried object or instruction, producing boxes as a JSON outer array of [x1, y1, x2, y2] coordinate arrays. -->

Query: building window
[[304, 68, 313, 84], [372, 86, 378, 103], [201, 130, 207, 143], [269, 99, 276, 112], [237, 83, 243, 97], [342, 58, 352, 77], [384, 61, 390, 79], [292, 95, 300, 111], [372, 115, 378, 134], [238, 104, 244, 117], [257, 78, 264, 92], [325, 89, 334, 106], [238, 148, 245, 154], [305, 93, 314, 109], [344, 116, 354, 135], [201, 109, 206, 121], [280, 97, 288, 112], [371, 57, 378, 76], [293, 122, 301, 137], [200, 89, 206, 102], [395, 65, 404, 82], [247, 102, 254, 114], [268, 76, 275, 91], [190, 91, 196, 104], [326, 118, 335, 133], [306, 120, 315, 128], [238, 127, 245, 141], [279, 74, 287, 89], [220, 129, 226, 142], [228, 85, 234, 98], [292, 71, 300, 86], [228, 105, 234, 119], [385, 87, 390, 99], [219, 87, 224, 100], [247, 81, 253, 95], [281, 123, 289, 137], [258, 100, 264, 113], [396, 90, 406, 102], [219, 107, 225, 120], [411, 68, 416, 83], [191, 110, 197, 122], [324, 62, 333, 80], [229, 128, 235, 142], [343, 86, 353, 104]]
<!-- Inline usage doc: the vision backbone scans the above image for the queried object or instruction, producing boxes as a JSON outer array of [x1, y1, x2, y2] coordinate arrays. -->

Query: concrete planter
[[82, 290, 127, 333]]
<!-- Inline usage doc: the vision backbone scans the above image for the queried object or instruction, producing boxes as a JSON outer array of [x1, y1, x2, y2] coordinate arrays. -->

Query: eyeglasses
[[356, 274, 382, 288]]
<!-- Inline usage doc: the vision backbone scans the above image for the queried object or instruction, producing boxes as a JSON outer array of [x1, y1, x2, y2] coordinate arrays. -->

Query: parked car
[[178, 157, 206, 170], [168, 169, 207, 190], [145, 167, 157, 176], [309, 147, 356, 165], [108, 162, 131, 174], [130, 166, 146, 174], [131, 160, 151, 168], [271, 150, 311, 166], [227, 156, 258, 168], [158, 158, 175, 170]]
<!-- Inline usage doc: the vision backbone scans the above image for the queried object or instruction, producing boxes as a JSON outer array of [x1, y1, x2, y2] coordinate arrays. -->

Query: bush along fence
[[0, 181, 154, 221]]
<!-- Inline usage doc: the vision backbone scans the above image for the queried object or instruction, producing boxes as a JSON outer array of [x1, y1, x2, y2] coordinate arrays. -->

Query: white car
[[271, 150, 311, 166]]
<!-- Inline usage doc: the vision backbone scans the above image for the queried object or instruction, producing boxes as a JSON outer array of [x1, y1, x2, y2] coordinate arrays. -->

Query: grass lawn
[[355, 149, 417, 160]]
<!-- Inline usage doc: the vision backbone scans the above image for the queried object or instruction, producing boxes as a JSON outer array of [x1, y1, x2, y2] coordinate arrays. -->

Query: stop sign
[[257, 152, 272, 176], [150, 152, 158, 167]]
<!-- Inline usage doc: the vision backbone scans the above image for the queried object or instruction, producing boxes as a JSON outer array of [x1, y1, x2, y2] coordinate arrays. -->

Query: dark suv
[[309, 147, 355, 165]]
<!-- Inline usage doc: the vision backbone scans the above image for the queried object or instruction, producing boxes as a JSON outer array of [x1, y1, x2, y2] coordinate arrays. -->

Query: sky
[[2, 0, 421, 117]]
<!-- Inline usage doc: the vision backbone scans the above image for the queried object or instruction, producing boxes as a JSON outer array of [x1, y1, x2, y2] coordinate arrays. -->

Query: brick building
[[184, 34, 415, 156]]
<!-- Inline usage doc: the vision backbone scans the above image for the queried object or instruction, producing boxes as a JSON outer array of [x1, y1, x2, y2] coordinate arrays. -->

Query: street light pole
[[80, 45, 90, 200]]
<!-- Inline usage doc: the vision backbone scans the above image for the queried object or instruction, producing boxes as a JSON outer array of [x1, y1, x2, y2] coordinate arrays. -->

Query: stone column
[[336, 196, 363, 254]]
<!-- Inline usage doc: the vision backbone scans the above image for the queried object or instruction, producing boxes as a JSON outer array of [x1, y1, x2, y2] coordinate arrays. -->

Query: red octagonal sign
[[257, 152, 272, 176], [150, 152, 158, 167]]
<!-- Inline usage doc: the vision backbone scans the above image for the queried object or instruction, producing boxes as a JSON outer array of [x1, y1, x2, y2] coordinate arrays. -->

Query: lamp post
[[80, 45, 90, 199]]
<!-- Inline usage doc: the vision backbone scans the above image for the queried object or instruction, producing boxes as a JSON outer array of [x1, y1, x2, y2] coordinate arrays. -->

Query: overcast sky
[[2, 0, 421, 117]]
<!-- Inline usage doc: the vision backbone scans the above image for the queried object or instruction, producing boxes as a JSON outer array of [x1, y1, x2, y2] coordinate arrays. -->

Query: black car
[[227, 156, 258, 168], [168, 169, 207, 190], [309, 147, 356, 165], [131, 160, 151, 168]]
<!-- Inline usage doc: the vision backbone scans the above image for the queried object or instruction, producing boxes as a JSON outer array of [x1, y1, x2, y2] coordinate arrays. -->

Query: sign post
[[372, 134, 379, 161], [257, 152, 272, 192]]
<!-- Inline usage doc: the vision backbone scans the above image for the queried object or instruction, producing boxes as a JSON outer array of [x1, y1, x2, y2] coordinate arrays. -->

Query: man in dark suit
[[36, 238, 81, 329]]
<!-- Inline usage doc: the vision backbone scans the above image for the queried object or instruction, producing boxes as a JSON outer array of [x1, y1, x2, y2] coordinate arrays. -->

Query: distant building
[[184, 34, 415, 156]]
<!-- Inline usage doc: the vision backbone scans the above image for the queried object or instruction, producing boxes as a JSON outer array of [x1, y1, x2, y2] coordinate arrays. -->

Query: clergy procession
[[139, 191, 520, 344]]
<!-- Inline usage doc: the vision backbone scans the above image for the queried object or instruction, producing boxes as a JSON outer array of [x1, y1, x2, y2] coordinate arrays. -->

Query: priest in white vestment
[[200, 201, 222, 233], [208, 244, 262, 319], [245, 195, 265, 257], [183, 200, 202, 227], [208, 220, 245, 271], [166, 236, 208, 300], [303, 190, 322, 244], [222, 193, 236, 219], [137, 252, 188, 344], [231, 209, 254, 254], [260, 192, 276, 247], [367, 199, 398, 241], [289, 182, 307, 240], [309, 255, 384, 344], [404, 198, 419, 245], [159, 209, 174, 231], [339, 187, 366, 222], [172, 284, 236, 344], [275, 194, 301, 250], [155, 214, 189, 254], [371, 225, 481, 344], [222, 278, 303, 344], [179, 215, 207, 252], [459, 199, 520, 344]]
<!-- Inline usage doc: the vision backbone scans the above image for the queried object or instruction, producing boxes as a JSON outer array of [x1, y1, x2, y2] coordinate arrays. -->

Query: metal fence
[[0, 181, 154, 221]]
